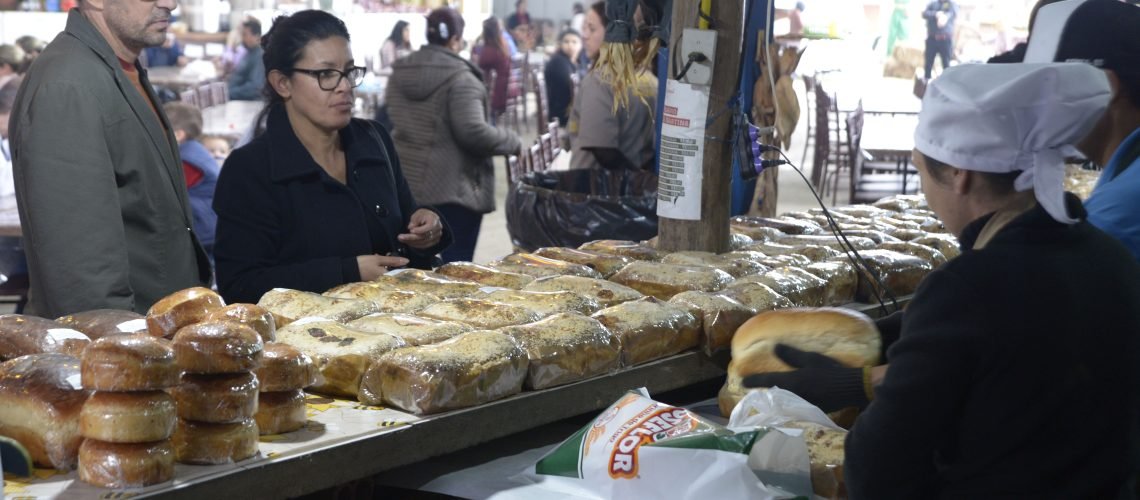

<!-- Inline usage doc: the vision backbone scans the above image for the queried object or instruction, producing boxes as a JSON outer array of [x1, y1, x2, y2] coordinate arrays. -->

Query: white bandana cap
[[914, 63, 1111, 224]]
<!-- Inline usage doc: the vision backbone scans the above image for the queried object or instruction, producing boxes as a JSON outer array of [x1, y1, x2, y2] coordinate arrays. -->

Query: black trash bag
[[506, 168, 659, 251]]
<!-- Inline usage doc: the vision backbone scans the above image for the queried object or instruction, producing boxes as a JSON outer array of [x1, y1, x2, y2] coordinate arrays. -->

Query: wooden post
[[657, 0, 747, 253]]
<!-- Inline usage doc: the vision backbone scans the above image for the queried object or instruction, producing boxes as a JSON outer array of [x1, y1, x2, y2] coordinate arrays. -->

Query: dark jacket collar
[[265, 103, 388, 182], [957, 192, 1086, 252]]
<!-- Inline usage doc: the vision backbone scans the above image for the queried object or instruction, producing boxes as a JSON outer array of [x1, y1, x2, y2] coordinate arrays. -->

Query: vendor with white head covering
[[746, 63, 1140, 498]]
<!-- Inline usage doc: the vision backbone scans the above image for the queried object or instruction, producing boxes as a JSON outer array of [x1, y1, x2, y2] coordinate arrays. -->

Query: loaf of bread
[[731, 269, 828, 307], [523, 275, 643, 308], [609, 261, 734, 300], [170, 373, 259, 423], [730, 225, 786, 242], [486, 260, 567, 279], [911, 234, 961, 259], [730, 215, 822, 235], [870, 215, 923, 231], [718, 281, 794, 313], [840, 229, 900, 245], [872, 194, 925, 212], [591, 297, 701, 366], [801, 261, 858, 306], [778, 234, 876, 252], [474, 289, 601, 317], [55, 309, 147, 339], [0, 315, 90, 361], [498, 313, 621, 390], [346, 314, 472, 346], [533, 247, 634, 277], [668, 291, 757, 355], [372, 270, 482, 299], [78, 439, 174, 488], [362, 330, 528, 413], [322, 283, 440, 314], [435, 262, 536, 289], [718, 308, 880, 416], [779, 420, 847, 499], [82, 334, 179, 391], [172, 321, 264, 374], [893, 214, 945, 234], [498, 253, 605, 279], [202, 304, 277, 342], [417, 298, 543, 330], [172, 418, 259, 465], [830, 249, 934, 301], [875, 241, 948, 268], [275, 320, 405, 398], [0, 353, 88, 470], [756, 254, 814, 269], [577, 240, 664, 261], [661, 251, 770, 278], [257, 288, 381, 326], [254, 389, 306, 435], [254, 342, 317, 392], [744, 242, 841, 262], [79, 391, 176, 443], [146, 287, 226, 338], [729, 232, 755, 250]]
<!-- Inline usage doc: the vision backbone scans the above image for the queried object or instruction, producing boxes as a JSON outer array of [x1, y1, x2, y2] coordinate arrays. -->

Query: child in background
[[163, 102, 220, 263], [200, 135, 232, 166]]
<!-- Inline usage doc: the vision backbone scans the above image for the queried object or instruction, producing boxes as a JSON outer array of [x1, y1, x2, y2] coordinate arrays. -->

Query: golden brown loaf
[[274, 320, 405, 399], [203, 304, 277, 343], [55, 309, 148, 339], [371, 270, 482, 299], [875, 241, 949, 267], [718, 281, 794, 312], [532, 247, 635, 277], [660, 251, 771, 278], [435, 262, 536, 289], [0, 314, 90, 361], [79, 391, 177, 443], [730, 215, 822, 235], [577, 240, 664, 261], [474, 289, 602, 317], [254, 389, 307, 435], [609, 261, 735, 300], [731, 269, 828, 307], [523, 275, 644, 308], [910, 233, 961, 259], [322, 284, 441, 313], [345, 314, 473, 346], [0, 353, 89, 470], [756, 254, 813, 269], [171, 321, 264, 375], [486, 260, 569, 279], [801, 261, 858, 306], [78, 439, 174, 489], [498, 313, 621, 390], [172, 418, 259, 465], [744, 242, 841, 262], [828, 249, 933, 301], [257, 288, 381, 326], [170, 373, 260, 423], [81, 334, 180, 391], [254, 342, 317, 392], [667, 291, 757, 355], [591, 297, 701, 366], [498, 253, 606, 279], [729, 225, 786, 242], [778, 234, 876, 251], [146, 287, 226, 338], [417, 298, 543, 330]]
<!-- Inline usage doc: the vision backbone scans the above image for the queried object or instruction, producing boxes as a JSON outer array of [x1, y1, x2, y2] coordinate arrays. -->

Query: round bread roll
[[203, 304, 277, 343], [254, 343, 316, 392], [80, 391, 177, 443], [78, 439, 174, 489], [172, 321, 264, 374], [82, 334, 180, 391], [254, 389, 307, 435], [147, 287, 226, 338], [172, 418, 259, 465], [55, 309, 148, 339], [170, 373, 260, 423]]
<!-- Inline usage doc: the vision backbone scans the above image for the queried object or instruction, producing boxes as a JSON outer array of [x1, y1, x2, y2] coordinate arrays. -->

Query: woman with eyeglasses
[[385, 7, 521, 264], [211, 10, 451, 304]]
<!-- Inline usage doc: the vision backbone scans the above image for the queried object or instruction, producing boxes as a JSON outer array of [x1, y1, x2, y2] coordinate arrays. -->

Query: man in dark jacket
[[922, 0, 956, 79], [227, 18, 265, 101]]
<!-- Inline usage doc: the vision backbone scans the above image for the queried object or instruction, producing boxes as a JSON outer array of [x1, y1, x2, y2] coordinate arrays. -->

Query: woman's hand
[[357, 254, 410, 281], [398, 208, 443, 250]]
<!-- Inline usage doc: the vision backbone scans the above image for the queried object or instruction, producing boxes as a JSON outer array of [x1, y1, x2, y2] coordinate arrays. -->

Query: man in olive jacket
[[9, 3, 211, 317]]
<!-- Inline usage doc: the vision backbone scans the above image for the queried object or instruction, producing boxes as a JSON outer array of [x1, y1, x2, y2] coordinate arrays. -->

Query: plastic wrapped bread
[[577, 239, 664, 261], [417, 298, 543, 329], [497, 253, 605, 279], [718, 281, 795, 312], [660, 251, 770, 278], [744, 242, 841, 262], [78, 439, 174, 488], [487, 260, 569, 279], [474, 289, 602, 317], [257, 288, 381, 326], [362, 330, 528, 413], [0, 315, 91, 361], [730, 225, 786, 242], [523, 275, 644, 308], [830, 205, 893, 219], [729, 232, 754, 250], [911, 233, 961, 259], [255, 342, 317, 392], [435, 262, 536, 289], [778, 234, 876, 251], [884, 228, 928, 241], [668, 291, 757, 355], [609, 261, 734, 300], [372, 270, 482, 299], [876, 241, 949, 268], [591, 297, 701, 366], [202, 304, 277, 342], [275, 320, 405, 398], [730, 215, 822, 235], [756, 254, 813, 269], [533, 247, 635, 277], [893, 213, 945, 233], [146, 287, 226, 338], [780, 420, 849, 498], [322, 283, 440, 313], [0, 353, 89, 470], [730, 269, 828, 307], [346, 314, 473, 346], [801, 261, 859, 306], [498, 313, 621, 390], [870, 216, 923, 231], [839, 229, 901, 245], [55, 310, 148, 339], [872, 194, 926, 212], [830, 249, 934, 301]]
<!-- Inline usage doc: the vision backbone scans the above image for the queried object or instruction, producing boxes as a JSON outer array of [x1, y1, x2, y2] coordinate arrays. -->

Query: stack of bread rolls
[[78, 335, 180, 488], [253, 343, 315, 434]]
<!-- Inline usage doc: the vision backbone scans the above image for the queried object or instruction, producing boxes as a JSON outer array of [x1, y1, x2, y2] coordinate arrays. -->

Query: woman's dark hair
[[426, 7, 465, 46], [482, 17, 506, 56], [573, 3, 584, 15], [922, 152, 1021, 194], [387, 20, 410, 48], [590, 1, 607, 25]]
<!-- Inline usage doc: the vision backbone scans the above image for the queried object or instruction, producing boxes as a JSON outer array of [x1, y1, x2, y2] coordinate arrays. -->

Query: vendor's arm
[[447, 79, 521, 157], [12, 82, 135, 315]]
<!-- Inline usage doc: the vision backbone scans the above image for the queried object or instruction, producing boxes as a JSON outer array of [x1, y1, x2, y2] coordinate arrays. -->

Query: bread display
[[55, 309, 147, 339], [660, 251, 770, 278], [254, 389, 307, 435], [744, 242, 841, 262], [875, 241, 949, 267], [830, 249, 934, 301], [202, 304, 277, 343], [731, 269, 828, 307], [372, 270, 482, 299], [172, 321, 264, 374], [0, 353, 88, 470], [0, 315, 90, 361], [275, 320, 405, 398], [911, 233, 961, 259], [608, 261, 734, 300], [362, 330, 528, 413], [718, 281, 795, 312], [435, 262, 536, 289], [81, 334, 180, 391], [79, 391, 176, 443], [254, 342, 317, 392], [146, 287, 226, 338], [346, 314, 473, 347], [498, 253, 606, 279], [257, 288, 381, 326], [170, 373, 259, 423], [78, 439, 174, 488], [498, 313, 621, 390], [591, 297, 701, 366], [668, 291, 757, 355], [474, 289, 602, 317], [533, 247, 634, 277], [730, 215, 822, 235], [417, 298, 543, 329], [523, 275, 644, 308], [577, 239, 664, 261], [718, 308, 881, 416], [801, 261, 858, 306], [172, 418, 259, 465]]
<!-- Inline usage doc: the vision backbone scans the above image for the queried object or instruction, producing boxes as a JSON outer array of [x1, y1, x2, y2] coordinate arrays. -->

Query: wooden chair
[[180, 89, 199, 108], [532, 67, 548, 129], [538, 132, 555, 163], [197, 84, 214, 108], [210, 81, 228, 105], [800, 74, 817, 165], [846, 106, 920, 204], [528, 143, 545, 173]]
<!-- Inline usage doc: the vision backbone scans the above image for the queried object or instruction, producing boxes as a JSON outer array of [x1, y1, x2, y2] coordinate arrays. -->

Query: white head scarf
[[913, 63, 1111, 224]]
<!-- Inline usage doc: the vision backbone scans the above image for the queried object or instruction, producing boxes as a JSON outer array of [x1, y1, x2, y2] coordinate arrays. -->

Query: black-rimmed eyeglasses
[[292, 66, 367, 90]]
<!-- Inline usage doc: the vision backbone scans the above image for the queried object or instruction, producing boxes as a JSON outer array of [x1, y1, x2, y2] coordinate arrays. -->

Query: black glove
[[875, 311, 904, 361], [740, 344, 870, 413]]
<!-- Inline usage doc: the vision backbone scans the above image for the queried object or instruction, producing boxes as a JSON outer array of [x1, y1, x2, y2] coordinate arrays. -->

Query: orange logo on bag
[[608, 408, 693, 479], [585, 393, 641, 457]]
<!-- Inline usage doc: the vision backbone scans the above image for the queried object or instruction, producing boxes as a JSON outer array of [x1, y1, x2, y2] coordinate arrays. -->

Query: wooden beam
[[657, 0, 746, 253]]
